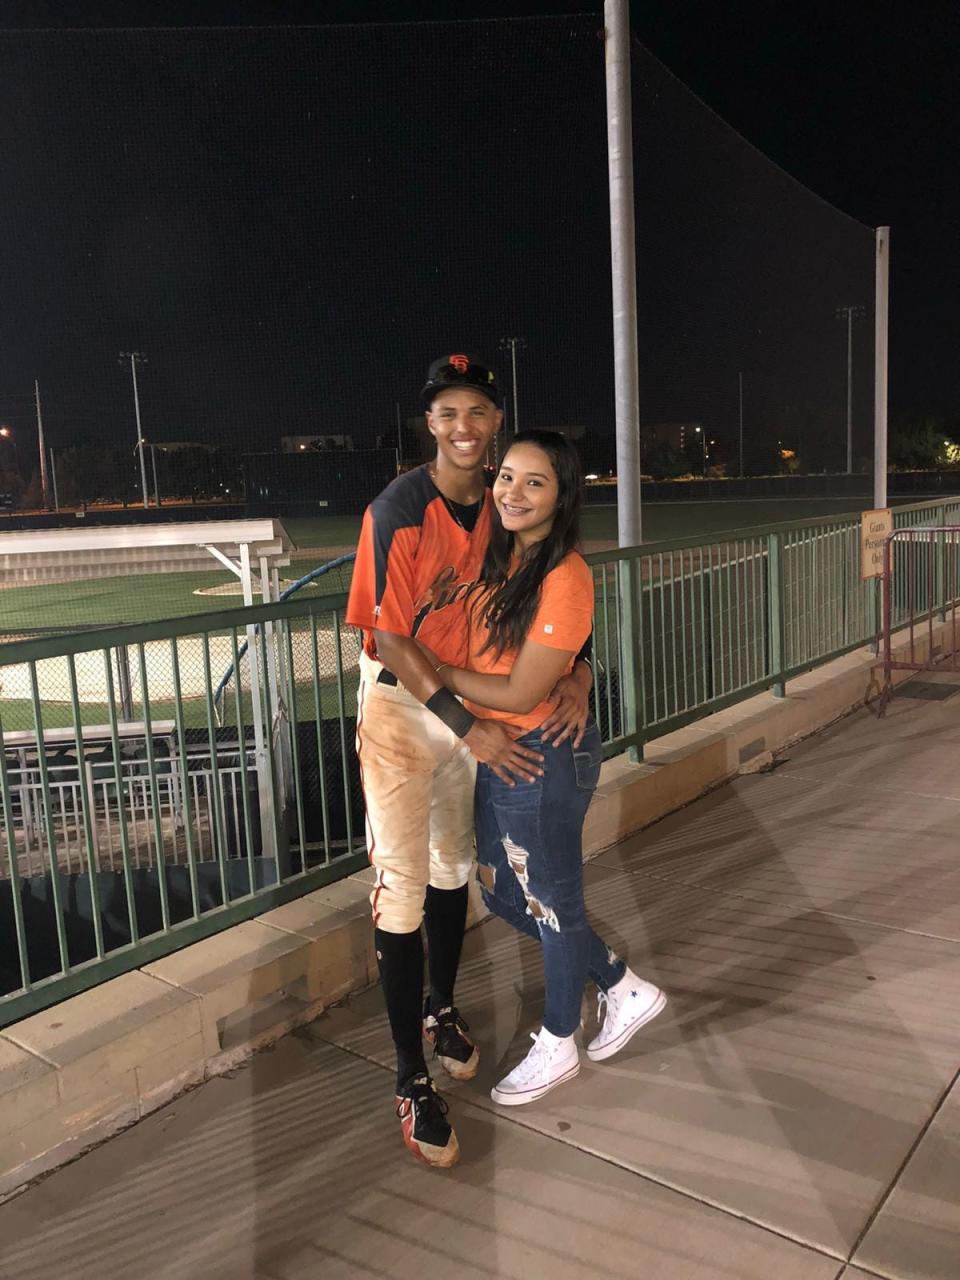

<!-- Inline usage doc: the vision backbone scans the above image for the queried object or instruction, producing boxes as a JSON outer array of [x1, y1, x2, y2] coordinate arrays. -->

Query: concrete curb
[[0, 621, 951, 1199]]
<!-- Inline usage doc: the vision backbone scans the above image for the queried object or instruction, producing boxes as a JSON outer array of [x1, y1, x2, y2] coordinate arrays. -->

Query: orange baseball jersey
[[346, 465, 494, 668], [463, 550, 595, 734]]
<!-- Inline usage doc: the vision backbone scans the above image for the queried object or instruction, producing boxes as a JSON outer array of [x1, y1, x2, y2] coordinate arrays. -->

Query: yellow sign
[[861, 508, 893, 579]]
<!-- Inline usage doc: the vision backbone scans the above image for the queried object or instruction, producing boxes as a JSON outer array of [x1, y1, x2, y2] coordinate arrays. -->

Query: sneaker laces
[[431, 1007, 474, 1057], [396, 1074, 449, 1123], [509, 1032, 558, 1085], [437, 1006, 470, 1034]]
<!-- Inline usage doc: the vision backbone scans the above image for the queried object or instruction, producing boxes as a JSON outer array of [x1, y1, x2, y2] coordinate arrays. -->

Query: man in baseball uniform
[[346, 354, 592, 1166]]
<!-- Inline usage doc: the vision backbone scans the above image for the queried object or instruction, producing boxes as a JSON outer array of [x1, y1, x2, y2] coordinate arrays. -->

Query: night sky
[[0, 1, 956, 479]]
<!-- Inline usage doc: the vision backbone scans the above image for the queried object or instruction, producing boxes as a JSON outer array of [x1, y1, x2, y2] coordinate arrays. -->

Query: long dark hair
[[474, 430, 583, 658]]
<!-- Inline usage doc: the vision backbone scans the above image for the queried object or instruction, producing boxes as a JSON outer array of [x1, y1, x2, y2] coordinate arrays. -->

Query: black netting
[[632, 42, 874, 479], [0, 17, 876, 626], [0, 18, 875, 509]]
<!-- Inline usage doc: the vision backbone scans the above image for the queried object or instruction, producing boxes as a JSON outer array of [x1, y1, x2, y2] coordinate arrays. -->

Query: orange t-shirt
[[346, 466, 493, 668], [464, 551, 594, 734]]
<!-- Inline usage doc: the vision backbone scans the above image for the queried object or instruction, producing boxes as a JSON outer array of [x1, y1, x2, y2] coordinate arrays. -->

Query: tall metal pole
[[604, 0, 641, 548], [738, 372, 744, 477], [395, 400, 403, 472], [34, 380, 50, 508], [149, 444, 160, 507], [499, 337, 523, 436], [510, 339, 519, 435], [835, 304, 860, 473], [845, 307, 854, 473], [131, 356, 149, 509], [49, 447, 60, 512], [874, 228, 890, 508], [121, 352, 149, 509]]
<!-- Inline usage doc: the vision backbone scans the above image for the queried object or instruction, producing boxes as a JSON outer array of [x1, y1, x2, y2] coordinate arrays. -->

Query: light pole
[[499, 337, 525, 435], [146, 442, 162, 506], [604, 0, 642, 548], [695, 425, 706, 477], [49, 448, 60, 511], [874, 228, 890, 509], [34, 382, 50, 507], [119, 351, 149, 508], [835, 305, 863, 474], [738, 372, 744, 477]]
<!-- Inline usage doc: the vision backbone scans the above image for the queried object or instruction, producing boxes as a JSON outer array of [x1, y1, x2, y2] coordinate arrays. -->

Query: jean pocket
[[487, 769, 543, 813], [573, 727, 602, 792]]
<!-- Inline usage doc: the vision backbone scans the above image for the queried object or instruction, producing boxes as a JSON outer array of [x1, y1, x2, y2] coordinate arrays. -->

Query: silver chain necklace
[[428, 466, 482, 531]]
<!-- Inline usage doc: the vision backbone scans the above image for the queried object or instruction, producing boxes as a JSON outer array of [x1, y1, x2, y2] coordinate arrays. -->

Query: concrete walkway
[[1, 672, 958, 1280]]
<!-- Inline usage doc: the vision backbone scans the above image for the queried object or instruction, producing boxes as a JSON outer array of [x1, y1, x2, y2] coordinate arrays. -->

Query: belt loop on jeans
[[376, 668, 399, 687]]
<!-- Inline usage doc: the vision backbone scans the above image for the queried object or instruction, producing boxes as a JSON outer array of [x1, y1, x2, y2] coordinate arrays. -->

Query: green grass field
[[284, 497, 893, 552], [0, 495, 910, 635], [0, 556, 355, 634]]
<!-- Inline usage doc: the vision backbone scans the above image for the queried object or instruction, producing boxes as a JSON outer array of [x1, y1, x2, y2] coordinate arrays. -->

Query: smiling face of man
[[426, 387, 502, 478]]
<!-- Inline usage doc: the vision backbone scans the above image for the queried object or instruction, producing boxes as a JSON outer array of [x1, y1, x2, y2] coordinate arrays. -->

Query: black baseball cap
[[420, 354, 501, 408]]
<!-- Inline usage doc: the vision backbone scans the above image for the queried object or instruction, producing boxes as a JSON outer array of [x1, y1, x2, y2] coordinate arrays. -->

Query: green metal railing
[[0, 592, 368, 1027], [2, 494, 960, 1026], [586, 495, 960, 757]]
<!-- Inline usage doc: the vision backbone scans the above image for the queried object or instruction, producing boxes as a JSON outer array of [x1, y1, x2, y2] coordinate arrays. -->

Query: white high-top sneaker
[[490, 1026, 580, 1106], [586, 969, 666, 1062]]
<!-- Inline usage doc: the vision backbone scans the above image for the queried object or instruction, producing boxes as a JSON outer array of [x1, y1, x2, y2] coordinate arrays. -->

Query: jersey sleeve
[[345, 496, 421, 636], [528, 554, 594, 654]]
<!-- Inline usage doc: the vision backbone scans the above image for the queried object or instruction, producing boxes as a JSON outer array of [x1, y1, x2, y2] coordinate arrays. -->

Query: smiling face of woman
[[493, 443, 560, 550]]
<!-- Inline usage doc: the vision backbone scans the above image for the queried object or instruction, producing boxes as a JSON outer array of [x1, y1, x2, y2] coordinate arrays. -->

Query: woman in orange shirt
[[432, 431, 666, 1106]]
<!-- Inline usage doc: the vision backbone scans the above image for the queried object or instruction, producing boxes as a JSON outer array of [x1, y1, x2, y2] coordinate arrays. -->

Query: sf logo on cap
[[449, 354, 469, 373]]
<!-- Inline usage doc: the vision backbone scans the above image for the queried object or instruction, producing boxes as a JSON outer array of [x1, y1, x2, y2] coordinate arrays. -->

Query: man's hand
[[464, 719, 543, 785], [540, 663, 592, 748]]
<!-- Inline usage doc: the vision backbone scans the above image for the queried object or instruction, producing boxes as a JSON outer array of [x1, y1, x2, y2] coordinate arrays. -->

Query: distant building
[[281, 434, 354, 453], [641, 422, 703, 453]]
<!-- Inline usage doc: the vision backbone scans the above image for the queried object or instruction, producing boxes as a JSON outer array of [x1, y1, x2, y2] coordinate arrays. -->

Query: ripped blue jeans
[[475, 719, 626, 1037]]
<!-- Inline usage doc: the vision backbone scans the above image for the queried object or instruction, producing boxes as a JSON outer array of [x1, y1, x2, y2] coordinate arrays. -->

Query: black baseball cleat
[[423, 1003, 480, 1081], [394, 1073, 460, 1168]]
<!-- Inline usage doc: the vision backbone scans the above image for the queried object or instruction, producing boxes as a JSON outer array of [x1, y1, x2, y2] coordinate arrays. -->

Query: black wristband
[[425, 687, 476, 739]]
